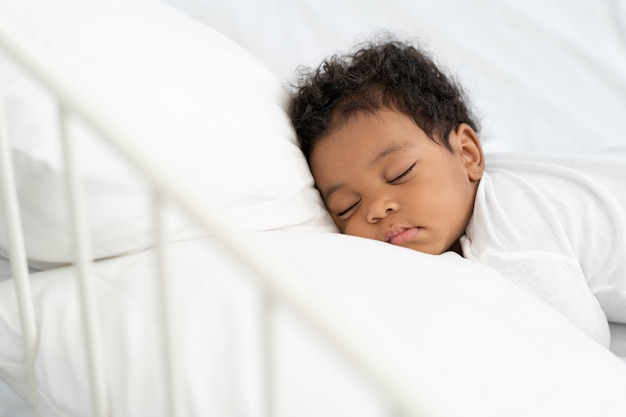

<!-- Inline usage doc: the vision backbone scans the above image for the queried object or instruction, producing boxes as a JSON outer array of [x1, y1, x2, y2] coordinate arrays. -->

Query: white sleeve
[[466, 248, 611, 348]]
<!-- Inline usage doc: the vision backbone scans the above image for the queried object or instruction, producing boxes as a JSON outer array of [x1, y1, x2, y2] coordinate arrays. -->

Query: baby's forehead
[[313, 111, 428, 167]]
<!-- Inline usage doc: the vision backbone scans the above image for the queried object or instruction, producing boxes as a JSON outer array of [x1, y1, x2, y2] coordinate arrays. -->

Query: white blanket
[[2, 232, 626, 417]]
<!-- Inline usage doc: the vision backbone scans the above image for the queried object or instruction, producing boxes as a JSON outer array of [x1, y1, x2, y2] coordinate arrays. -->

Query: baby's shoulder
[[470, 150, 626, 262], [483, 151, 626, 208]]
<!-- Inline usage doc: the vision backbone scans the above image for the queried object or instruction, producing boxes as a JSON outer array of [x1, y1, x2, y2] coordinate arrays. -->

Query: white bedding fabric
[[0, 380, 33, 417], [1, 0, 626, 415], [0, 0, 333, 269], [0, 257, 10, 281], [611, 323, 626, 360], [1, 232, 626, 417], [165, 0, 626, 155]]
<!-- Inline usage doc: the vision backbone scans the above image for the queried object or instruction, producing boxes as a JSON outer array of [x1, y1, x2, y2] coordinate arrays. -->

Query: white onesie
[[461, 149, 626, 348]]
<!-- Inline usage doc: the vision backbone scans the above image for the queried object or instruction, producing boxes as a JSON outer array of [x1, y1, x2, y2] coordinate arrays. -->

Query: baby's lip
[[385, 227, 420, 245]]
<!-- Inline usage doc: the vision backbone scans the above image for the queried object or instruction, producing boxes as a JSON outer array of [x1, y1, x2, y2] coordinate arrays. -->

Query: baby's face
[[309, 109, 483, 255]]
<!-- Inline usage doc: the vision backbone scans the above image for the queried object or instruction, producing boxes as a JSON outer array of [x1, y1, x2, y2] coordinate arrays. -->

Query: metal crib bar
[[58, 106, 109, 417], [154, 192, 186, 417], [0, 84, 41, 417], [260, 290, 276, 417]]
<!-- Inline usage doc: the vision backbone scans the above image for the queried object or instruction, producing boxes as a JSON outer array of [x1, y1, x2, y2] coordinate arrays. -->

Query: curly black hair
[[288, 36, 480, 161]]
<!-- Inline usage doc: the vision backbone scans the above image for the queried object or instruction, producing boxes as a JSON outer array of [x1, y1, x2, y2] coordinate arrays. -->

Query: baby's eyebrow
[[370, 142, 413, 166], [322, 183, 345, 201]]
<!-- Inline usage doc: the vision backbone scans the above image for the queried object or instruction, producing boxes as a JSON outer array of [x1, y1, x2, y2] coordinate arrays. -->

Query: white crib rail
[[0, 72, 40, 417], [57, 103, 109, 417], [0, 15, 443, 417]]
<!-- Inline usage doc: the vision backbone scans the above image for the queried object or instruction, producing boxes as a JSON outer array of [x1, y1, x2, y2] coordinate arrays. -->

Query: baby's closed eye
[[388, 162, 416, 184], [336, 200, 360, 218]]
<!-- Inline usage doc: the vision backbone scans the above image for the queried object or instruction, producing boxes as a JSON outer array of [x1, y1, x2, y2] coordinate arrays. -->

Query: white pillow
[[1, 231, 626, 417], [0, 0, 334, 269]]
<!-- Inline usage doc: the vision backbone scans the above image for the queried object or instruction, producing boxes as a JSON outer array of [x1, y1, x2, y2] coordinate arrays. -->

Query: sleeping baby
[[288, 36, 626, 348]]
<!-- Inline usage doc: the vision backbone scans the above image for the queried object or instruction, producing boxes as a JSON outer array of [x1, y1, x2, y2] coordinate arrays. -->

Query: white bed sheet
[[0, 257, 10, 281], [0, 380, 32, 417], [164, 0, 626, 155]]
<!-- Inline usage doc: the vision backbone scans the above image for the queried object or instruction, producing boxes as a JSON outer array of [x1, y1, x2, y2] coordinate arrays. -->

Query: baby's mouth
[[385, 227, 420, 245]]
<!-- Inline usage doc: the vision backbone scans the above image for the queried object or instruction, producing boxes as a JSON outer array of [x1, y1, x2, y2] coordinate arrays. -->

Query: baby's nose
[[366, 197, 399, 223]]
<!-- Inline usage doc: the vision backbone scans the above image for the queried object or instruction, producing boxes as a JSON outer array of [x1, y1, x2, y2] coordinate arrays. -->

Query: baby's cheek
[[343, 223, 376, 241], [341, 222, 356, 236], [338, 222, 351, 235]]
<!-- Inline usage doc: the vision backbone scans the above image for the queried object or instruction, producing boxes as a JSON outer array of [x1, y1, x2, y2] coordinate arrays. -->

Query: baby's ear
[[454, 123, 484, 181]]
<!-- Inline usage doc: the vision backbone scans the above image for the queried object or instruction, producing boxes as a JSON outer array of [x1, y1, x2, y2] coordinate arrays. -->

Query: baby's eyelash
[[338, 201, 359, 217], [390, 163, 416, 183]]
